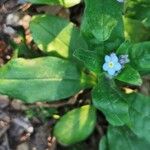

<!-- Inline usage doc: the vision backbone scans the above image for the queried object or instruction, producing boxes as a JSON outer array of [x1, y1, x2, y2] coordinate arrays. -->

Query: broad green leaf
[[125, 0, 150, 28], [130, 42, 150, 74], [116, 41, 150, 74], [99, 126, 150, 150], [124, 0, 150, 42], [116, 41, 132, 55], [74, 49, 102, 74], [103, 38, 124, 53], [116, 42, 143, 86], [81, 0, 124, 45], [0, 57, 86, 103], [27, 0, 81, 8], [92, 74, 129, 126], [127, 93, 150, 143], [116, 65, 142, 86], [30, 15, 87, 58], [124, 17, 150, 42], [54, 105, 96, 145]]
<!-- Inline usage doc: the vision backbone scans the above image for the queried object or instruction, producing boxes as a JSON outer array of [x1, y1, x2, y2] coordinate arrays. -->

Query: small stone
[[11, 99, 26, 111], [5, 55, 11, 60], [3, 25, 16, 35], [0, 95, 9, 109], [27, 126, 34, 133], [6, 13, 20, 26]]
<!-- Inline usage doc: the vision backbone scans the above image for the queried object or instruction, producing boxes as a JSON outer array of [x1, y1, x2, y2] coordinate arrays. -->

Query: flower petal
[[108, 68, 116, 76], [105, 55, 111, 62], [110, 53, 118, 62], [114, 63, 122, 71], [103, 63, 109, 71]]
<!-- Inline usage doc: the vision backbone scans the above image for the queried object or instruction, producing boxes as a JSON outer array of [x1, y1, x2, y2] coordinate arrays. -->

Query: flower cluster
[[102, 53, 129, 76]]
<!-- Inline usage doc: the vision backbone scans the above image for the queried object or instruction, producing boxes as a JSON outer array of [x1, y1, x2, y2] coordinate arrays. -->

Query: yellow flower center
[[108, 62, 114, 68]]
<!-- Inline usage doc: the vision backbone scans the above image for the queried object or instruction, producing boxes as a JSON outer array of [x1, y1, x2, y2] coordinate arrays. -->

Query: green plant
[[1, 0, 150, 149]]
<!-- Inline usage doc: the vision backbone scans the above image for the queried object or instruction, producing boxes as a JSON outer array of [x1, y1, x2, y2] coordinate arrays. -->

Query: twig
[[28, 91, 83, 109]]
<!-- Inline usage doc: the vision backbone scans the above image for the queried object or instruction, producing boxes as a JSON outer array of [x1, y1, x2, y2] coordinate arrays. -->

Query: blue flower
[[119, 55, 130, 66], [103, 53, 122, 76], [117, 0, 124, 2]]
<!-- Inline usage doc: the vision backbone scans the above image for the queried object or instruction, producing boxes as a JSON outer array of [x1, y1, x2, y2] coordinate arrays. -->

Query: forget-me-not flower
[[103, 53, 122, 76], [119, 55, 130, 66], [117, 0, 124, 2]]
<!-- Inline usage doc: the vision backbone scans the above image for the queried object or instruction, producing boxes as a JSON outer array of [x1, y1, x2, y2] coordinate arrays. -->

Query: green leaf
[[92, 74, 129, 126], [127, 93, 150, 143], [74, 49, 102, 74], [30, 15, 87, 58], [99, 126, 150, 150], [125, 0, 150, 28], [116, 42, 143, 86], [124, 17, 150, 42], [117, 41, 150, 74], [130, 42, 150, 74], [116, 41, 132, 55], [0, 57, 86, 103], [124, 0, 150, 42], [99, 136, 108, 150], [116, 65, 142, 86], [54, 105, 96, 145], [27, 0, 81, 8], [81, 0, 123, 45]]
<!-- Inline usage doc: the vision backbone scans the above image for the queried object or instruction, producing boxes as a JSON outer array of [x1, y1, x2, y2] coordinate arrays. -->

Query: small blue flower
[[103, 53, 122, 76], [117, 0, 124, 2], [119, 55, 130, 66]]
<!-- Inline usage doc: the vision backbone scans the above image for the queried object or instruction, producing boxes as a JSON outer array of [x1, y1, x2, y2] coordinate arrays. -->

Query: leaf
[[99, 136, 108, 150], [116, 41, 150, 74], [127, 93, 150, 143], [99, 126, 150, 150], [125, 0, 150, 28], [124, 17, 150, 42], [53, 105, 96, 145], [116, 65, 142, 86], [81, 0, 124, 45], [116, 41, 132, 55], [92, 74, 129, 126], [30, 15, 87, 58], [27, 0, 81, 8], [130, 42, 150, 74], [124, 0, 150, 42], [74, 49, 102, 74], [0, 57, 86, 103]]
